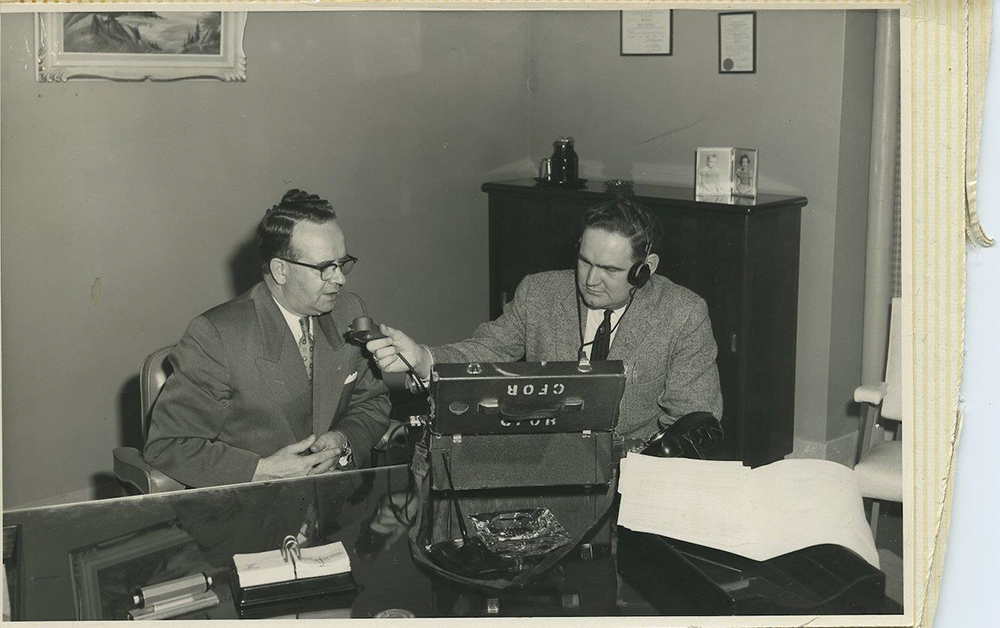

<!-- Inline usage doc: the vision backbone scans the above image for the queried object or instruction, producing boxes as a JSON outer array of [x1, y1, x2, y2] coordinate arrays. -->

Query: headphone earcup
[[628, 262, 651, 288]]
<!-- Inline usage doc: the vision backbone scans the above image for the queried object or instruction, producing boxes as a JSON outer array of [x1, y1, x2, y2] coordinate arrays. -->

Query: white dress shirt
[[583, 305, 626, 359], [273, 297, 312, 343]]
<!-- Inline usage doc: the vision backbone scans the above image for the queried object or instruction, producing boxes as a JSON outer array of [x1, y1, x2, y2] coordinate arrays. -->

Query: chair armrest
[[854, 382, 888, 405], [112, 447, 185, 495]]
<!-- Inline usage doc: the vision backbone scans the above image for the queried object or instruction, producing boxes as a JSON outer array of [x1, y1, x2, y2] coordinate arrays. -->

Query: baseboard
[[7, 480, 115, 511], [788, 431, 859, 466], [788, 436, 827, 460], [825, 431, 859, 466]]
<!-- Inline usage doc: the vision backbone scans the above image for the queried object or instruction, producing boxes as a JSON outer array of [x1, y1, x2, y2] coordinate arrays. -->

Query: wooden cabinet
[[483, 179, 807, 467]]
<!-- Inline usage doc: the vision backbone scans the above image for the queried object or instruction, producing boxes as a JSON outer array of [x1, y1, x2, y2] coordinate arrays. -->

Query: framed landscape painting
[[36, 12, 247, 82]]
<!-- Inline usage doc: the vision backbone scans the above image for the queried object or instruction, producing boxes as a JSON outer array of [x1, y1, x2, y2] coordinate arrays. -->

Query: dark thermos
[[549, 137, 579, 184]]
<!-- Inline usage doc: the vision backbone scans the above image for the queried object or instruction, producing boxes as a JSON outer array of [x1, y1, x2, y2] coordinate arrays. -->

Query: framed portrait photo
[[621, 10, 673, 56], [719, 11, 756, 74], [733, 148, 759, 197], [36, 12, 248, 82], [695, 147, 734, 199]]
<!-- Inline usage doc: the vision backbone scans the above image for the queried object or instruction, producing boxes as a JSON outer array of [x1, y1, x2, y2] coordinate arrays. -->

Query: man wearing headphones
[[366, 193, 723, 445]]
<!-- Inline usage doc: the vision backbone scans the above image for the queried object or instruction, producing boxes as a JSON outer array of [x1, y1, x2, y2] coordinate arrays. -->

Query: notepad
[[232, 541, 351, 588], [617, 454, 880, 568]]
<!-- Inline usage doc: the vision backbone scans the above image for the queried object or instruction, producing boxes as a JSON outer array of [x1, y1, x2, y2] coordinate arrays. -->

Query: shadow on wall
[[230, 227, 262, 297], [91, 472, 120, 500], [119, 374, 143, 450], [99, 230, 263, 499], [97, 373, 145, 499]]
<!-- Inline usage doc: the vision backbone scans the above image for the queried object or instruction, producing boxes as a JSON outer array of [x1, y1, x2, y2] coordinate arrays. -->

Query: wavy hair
[[257, 189, 337, 271]]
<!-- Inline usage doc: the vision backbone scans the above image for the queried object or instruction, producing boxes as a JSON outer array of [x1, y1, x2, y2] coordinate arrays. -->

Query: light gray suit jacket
[[429, 270, 723, 441], [144, 282, 390, 488]]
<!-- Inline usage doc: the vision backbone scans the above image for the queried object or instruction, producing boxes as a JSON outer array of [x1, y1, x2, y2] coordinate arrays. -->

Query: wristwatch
[[404, 347, 433, 394], [404, 371, 432, 395], [336, 440, 354, 470]]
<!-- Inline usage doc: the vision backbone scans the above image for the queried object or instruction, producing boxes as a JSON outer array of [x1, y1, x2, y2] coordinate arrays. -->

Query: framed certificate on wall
[[621, 10, 673, 56], [719, 12, 757, 73]]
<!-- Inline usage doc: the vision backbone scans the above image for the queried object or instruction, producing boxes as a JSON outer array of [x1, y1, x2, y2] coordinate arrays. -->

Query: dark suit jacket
[[429, 270, 723, 442], [144, 282, 390, 488]]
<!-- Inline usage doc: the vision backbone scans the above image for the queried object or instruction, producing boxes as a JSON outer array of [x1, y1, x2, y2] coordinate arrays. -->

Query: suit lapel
[[312, 313, 349, 435], [607, 285, 656, 366], [253, 284, 313, 441], [570, 289, 589, 358]]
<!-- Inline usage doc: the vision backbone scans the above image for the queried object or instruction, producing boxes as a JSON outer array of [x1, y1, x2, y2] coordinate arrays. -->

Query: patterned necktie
[[590, 309, 614, 361], [298, 316, 314, 382]]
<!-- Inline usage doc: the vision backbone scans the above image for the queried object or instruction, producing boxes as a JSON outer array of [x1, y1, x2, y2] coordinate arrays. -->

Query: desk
[[3, 465, 897, 620]]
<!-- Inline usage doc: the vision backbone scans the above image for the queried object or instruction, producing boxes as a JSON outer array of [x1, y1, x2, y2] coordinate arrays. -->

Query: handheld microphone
[[347, 316, 385, 343], [348, 316, 428, 395]]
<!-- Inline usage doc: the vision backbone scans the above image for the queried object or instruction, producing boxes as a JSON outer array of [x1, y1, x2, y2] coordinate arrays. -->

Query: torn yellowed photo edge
[[0, 1, 990, 627]]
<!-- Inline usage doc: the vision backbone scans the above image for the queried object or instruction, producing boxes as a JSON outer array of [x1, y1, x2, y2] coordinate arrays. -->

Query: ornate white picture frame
[[36, 12, 248, 82]]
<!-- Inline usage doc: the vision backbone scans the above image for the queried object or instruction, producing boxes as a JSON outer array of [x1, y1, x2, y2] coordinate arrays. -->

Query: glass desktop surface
[[2, 464, 893, 620], [1, 465, 659, 620]]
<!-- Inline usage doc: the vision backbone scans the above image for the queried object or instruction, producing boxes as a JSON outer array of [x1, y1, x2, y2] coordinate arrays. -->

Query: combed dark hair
[[581, 180, 660, 261], [257, 189, 337, 271]]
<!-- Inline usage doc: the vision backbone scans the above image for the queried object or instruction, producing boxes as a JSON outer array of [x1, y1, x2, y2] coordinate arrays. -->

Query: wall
[[827, 11, 878, 447], [2, 9, 877, 508], [1, 11, 531, 508], [527, 10, 876, 450]]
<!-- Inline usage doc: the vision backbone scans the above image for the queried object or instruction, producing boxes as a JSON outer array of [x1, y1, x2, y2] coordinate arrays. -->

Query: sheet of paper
[[750, 459, 879, 567], [618, 454, 879, 568], [619, 456, 755, 550], [232, 548, 296, 587], [295, 541, 351, 580], [233, 540, 351, 587]]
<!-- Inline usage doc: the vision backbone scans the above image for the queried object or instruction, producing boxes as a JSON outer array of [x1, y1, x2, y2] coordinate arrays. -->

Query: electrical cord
[[396, 352, 429, 395], [383, 422, 431, 528]]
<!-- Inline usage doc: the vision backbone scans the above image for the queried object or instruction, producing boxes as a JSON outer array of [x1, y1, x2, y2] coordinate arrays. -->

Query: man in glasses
[[144, 189, 390, 488]]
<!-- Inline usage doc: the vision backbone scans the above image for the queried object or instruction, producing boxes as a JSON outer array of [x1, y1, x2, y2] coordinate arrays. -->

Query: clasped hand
[[252, 432, 347, 481]]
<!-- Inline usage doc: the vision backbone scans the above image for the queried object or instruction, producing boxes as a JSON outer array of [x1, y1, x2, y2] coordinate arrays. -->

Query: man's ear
[[269, 258, 288, 285], [646, 253, 660, 276]]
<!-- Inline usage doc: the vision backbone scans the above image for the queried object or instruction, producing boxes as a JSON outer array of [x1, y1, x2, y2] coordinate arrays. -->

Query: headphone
[[626, 238, 653, 288], [575, 235, 652, 358]]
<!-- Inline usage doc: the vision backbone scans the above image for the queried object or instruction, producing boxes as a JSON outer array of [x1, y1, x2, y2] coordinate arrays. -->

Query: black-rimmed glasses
[[280, 254, 358, 280]]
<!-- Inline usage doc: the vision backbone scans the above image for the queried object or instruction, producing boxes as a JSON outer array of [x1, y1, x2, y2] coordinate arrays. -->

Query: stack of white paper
[[233, 541, 352, 587], [617, 454, 879, 568]]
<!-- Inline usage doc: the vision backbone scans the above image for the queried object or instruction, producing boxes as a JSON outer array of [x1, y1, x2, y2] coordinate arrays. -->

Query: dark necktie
[[590, 309, 614, 361], [298, 317, 314, 382]]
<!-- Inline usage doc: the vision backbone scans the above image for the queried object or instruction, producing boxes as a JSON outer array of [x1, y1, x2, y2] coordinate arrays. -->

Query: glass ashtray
[[469, 508, 571, 558]]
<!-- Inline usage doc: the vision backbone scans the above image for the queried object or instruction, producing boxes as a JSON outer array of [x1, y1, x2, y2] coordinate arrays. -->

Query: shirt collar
[[272, 296, 311, 341], [586, 303, 627, 323]]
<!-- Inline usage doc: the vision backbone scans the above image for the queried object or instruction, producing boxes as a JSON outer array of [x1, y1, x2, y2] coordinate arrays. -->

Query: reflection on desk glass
[[1, 463, 899, 620], [67, 520, 227, 620]]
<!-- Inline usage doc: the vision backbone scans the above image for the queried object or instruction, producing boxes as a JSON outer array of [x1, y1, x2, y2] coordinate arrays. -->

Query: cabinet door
[[489, 197, 582, 318], [649, 207, 745, 460]]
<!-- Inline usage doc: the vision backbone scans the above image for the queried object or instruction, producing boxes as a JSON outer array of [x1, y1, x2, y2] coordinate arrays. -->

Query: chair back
[[140, 346, 175, 439], [882, 298, 902, 422]]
